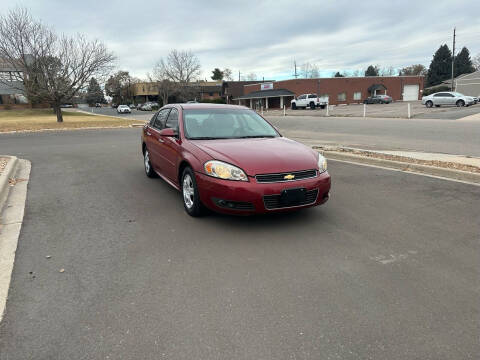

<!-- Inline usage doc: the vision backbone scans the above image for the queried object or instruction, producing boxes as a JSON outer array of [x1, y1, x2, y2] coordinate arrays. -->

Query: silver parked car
[[422, 92, 474, 108], [117, 105, 131, 114]]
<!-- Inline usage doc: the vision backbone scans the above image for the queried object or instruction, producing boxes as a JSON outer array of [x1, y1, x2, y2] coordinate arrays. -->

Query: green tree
[[86, 77, 105, 105], [426, 44, 452, 86], [364, 65, 379, 76], [454, 47, 475, 77], [334, 72, 344, 77], [105, 71, 133, 104], [211, 68, 224, 80]]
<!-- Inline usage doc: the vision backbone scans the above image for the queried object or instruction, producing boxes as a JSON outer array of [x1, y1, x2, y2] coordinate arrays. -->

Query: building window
[[209, 92, 213, 96], [353, 92, 361, 100], [337, 92, 346, 101]]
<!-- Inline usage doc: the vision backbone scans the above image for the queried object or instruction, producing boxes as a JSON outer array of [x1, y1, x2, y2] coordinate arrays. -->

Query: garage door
[[403, 85, 419, 101]]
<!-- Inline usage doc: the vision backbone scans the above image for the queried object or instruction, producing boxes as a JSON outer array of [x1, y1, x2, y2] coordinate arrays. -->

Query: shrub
[[423, 85, 450, 96]]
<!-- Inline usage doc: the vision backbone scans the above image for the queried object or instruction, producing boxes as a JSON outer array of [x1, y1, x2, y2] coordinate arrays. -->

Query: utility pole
[[238, 71, 241, 81], [293, 60, 298, 79], [451, 27, 456, 91]]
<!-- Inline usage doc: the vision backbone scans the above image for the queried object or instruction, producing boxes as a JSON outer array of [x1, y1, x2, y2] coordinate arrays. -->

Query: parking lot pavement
[[79, 106, 154, 121], [265, 101, 480, 120], [267, 114, 480, 157], [0, 129, 478, 359]]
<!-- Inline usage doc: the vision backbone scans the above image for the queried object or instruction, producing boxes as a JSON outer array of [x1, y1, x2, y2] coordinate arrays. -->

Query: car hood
[[191, 137, 318, 176]]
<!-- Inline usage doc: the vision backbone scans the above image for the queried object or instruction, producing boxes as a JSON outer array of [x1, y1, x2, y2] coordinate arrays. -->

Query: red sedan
[[141, 104, 331, 216]]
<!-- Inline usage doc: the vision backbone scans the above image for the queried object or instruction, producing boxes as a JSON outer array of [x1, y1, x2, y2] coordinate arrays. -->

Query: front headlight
[[204, 160, 248, 181], [318, 154, 327, 173]]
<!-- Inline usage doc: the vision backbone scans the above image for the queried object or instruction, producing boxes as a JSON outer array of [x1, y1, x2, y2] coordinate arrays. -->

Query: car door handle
[[158, 138, 164, 143], [146, 131, 151, 136]]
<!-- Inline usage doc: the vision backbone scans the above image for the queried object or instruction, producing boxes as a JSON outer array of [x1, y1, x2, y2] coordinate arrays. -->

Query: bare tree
[[379, 66, 396, 76], [0, 7, 115, 122], [157, 49, 201, 84], [244, 72, 258, 81], [223, 68, 233, 81], [151, 62, 177, 106], [301, 62, 320, 78]]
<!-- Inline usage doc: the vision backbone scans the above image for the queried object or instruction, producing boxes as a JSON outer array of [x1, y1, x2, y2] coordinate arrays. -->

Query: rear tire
[[310, 102, 315, 110], [425, 101, 433, 108], [181, 167, 204, 217], [456, 100, 465, 107]]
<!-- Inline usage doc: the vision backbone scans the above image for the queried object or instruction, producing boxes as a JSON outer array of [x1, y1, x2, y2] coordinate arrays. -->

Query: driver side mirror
[[159, 127, 178, 137]]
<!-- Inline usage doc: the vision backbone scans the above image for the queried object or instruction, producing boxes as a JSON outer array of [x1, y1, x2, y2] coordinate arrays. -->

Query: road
[[0, 129, 478, 359], [266, 115, 480, 156]]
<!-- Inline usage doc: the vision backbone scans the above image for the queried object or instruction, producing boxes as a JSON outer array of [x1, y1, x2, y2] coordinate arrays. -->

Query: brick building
[[234, 76, 424, 109]]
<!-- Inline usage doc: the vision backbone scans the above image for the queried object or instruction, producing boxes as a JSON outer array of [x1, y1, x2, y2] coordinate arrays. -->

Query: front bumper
[[196, 171, 331, 215]]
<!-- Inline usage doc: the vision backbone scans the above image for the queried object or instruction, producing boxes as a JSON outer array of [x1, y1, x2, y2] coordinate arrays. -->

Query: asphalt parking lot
[[0, 129, 478, 359], [265, 101, 480, 119]]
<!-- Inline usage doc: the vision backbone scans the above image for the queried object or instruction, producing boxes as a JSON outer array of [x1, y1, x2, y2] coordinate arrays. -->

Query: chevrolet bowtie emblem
[[284, 174, 295, 180]]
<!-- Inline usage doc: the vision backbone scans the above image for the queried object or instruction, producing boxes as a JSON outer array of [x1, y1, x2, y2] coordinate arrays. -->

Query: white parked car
[[422, 92, 474, 108], [117, 105, 131, 114], [291, 94, 328, 110]]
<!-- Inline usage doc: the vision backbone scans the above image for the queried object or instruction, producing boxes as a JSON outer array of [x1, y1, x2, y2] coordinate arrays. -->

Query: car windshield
[[452, 92, 465, 97], [183, 108, 279, 140]]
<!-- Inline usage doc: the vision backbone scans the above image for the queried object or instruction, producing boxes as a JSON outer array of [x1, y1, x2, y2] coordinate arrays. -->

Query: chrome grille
[[255, 169, 317, 183]]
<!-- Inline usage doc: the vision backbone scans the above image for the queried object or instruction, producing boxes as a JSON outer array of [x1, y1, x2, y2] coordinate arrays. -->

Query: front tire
[[144, 149, 157, 178], [181, 167, 203, 217], [425, 100, 433, 108], [291, 103, 297, 110], [456, 100, 465, 107]]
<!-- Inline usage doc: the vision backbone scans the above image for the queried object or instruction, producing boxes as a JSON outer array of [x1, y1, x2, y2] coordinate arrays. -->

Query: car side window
[[153, 109, 170, 130], [165, 108, 179, 130], [308, 94, 317, 98], [298, 95, 306, 100], [149, 113, 157, 126], [434, 93, 446, 97]]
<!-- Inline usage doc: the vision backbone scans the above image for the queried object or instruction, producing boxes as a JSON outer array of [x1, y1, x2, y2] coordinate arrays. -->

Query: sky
[[8, 0, 480, 81]]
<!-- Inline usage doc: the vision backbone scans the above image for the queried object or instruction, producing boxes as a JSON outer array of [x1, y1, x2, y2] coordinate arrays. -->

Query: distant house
[[454, 71, 480, 96], [0, 58, 28, 105]]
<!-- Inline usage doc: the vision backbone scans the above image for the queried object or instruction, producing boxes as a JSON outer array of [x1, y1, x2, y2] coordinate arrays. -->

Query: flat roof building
[[234, 76, 425, 109]]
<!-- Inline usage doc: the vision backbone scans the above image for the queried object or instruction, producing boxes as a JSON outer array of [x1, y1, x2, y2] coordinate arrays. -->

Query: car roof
[[177, 103, 249, 110]]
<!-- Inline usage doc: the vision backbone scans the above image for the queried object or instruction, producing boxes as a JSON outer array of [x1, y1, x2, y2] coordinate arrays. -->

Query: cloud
[[11, 0, 480, 80]]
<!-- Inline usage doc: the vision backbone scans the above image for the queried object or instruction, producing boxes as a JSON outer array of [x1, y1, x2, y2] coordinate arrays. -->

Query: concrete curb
[[318, 150, 480, 184], [0, 156, 18, 210], [0, 125, 143, 135], [0, 159, 31, 323]]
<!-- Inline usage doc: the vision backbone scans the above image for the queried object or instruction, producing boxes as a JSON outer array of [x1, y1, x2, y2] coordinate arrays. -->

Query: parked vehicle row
[[141, 103, 331, 217], [422, 91, 475, 108]]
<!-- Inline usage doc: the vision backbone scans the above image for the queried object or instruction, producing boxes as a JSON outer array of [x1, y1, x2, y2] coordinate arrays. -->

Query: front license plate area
[[280, 188, 307, 205]]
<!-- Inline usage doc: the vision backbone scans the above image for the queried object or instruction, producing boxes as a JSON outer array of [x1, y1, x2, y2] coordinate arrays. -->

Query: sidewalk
[[314, 145, 480, 184]]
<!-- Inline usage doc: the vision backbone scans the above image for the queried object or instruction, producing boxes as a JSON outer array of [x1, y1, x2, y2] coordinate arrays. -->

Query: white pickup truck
[[291, 94, 328, 110]]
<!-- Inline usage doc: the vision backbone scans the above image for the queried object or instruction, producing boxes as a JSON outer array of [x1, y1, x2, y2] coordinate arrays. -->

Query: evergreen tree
[[211, 68, 224, 81], [334, 72, 344, 77], [86, 77, 105, 105], [454, 47, 475, 77], [426, 44, 452, 86], [364, 65, 379, 76]]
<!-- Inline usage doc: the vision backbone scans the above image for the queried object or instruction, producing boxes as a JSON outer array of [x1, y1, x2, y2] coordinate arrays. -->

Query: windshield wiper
[[189, 136, 230, 140], [238, 135, 276, 138]]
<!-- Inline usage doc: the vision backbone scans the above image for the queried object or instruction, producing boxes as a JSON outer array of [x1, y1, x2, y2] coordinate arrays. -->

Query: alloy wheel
[[183, 174, 194, 209]]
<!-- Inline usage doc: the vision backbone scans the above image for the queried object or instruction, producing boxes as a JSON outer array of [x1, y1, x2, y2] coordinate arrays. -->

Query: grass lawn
[[0, 109, 144, 132]]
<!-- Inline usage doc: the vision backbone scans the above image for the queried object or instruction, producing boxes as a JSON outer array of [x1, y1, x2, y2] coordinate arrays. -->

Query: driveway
[[0, 129, 478, 359]]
